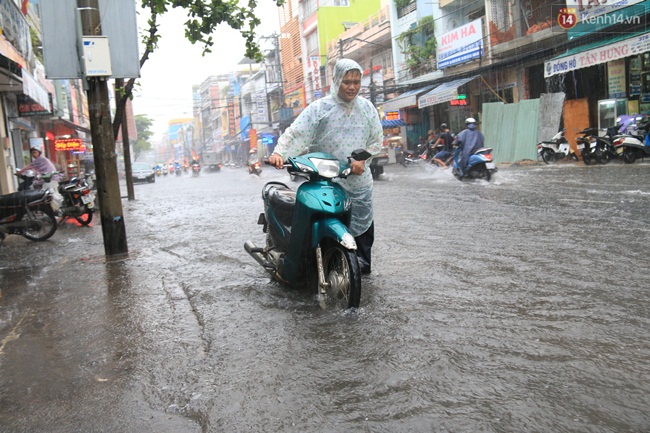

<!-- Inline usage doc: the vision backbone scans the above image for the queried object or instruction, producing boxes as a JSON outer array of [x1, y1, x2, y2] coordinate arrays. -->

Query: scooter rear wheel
[[622, 149, 637, 164], [541, 149, 556, 164], [320, 244, 362, 309]]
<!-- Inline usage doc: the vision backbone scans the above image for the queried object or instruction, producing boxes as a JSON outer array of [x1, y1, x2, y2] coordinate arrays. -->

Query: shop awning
[[544, 30, 650, 78], [418, 76, 478, 109], [382, 85, 436, 112], [381, 119, 406, 128]]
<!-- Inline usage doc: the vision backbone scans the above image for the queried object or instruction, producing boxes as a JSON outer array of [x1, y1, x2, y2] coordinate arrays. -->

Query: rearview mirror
[[351, 149, 372, 161]]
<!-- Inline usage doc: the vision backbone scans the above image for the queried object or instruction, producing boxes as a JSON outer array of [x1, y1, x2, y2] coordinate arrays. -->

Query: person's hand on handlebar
[[268, 153, 285, 169]]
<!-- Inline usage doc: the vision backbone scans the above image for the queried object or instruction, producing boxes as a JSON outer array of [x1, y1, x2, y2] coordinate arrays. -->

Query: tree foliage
[[112, 0, 285, 140], [397, 15, 436, 71], [133, 114, 154, 161]]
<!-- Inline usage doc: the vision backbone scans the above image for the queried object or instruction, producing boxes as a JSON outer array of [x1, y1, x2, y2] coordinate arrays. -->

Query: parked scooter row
[[15, 170, 95, 226], [539, 114, 650, 165]]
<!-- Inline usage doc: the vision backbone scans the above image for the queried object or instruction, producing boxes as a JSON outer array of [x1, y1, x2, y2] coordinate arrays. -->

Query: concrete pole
[[79, 0, 128, 255]]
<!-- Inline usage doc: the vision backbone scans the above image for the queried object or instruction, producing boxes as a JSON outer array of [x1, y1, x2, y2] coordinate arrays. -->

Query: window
[[306, 30, 319, 55], [301, 0, 317, 19], [397, 1, 416, 19]]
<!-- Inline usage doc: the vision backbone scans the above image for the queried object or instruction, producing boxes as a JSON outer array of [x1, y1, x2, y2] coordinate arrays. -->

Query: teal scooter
[[244, 150, 371, 309]]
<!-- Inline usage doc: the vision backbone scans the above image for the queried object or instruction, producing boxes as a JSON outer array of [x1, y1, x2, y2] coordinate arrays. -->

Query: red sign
[[55, 138, 84, 151], [450, 99, 468, 106], [249, 129, 257, 150], [385, 111, 400, 120]]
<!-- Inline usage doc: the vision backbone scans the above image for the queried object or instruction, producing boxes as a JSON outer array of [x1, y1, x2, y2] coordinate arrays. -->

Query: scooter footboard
[[311, 218, 357, 250]]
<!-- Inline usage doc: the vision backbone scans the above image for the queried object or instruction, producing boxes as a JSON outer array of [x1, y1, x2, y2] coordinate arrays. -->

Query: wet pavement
[[1, 160, 649, 432]]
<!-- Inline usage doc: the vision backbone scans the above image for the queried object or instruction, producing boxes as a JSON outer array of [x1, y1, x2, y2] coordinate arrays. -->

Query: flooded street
[[1, 161, 649, 432]]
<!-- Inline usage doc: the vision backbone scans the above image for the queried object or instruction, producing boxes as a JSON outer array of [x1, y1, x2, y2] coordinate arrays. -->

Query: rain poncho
[[455, 127, 484, 173], [273, 59, 383, 236]]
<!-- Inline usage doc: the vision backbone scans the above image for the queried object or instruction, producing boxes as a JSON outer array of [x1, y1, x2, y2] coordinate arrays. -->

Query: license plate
[[82, 193, 95, 204], [616, 147, 624, 154], [577, 144, 585, 150], [485, 162, 496, 169]]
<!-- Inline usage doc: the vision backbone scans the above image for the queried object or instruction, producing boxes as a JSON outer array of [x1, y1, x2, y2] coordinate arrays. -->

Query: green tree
[[133, 114, 154, 161], [112, 0, 285, 140]]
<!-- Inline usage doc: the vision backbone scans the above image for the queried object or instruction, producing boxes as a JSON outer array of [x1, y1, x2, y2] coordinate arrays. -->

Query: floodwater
[[1, 160, 649, 432]]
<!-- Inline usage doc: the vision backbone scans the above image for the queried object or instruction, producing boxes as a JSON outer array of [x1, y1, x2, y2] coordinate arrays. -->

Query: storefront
[[545, 30, 650, 129]]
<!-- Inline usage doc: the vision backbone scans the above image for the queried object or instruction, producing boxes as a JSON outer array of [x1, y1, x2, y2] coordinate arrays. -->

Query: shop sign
[[310, 55, 321, 99], [385, 111, 400, 120], [608, 59, 627, 98], [17, 94, 50, 116], [450, 99, 468, 106], [55, 138, 84, 152], [436, 19, 484, 69], [227, 98, 236, 138], [544, 32, 650, 77]]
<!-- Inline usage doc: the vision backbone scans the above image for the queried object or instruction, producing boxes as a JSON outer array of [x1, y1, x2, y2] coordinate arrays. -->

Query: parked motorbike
[[244, 150, 370, 310], [537, 129, 579, 163], [57, 175, 95, 225], [613, 119, 650, 163], [575, 128, 599, 165], [451, 146, 497, 181], [0, 173, 58, 244]]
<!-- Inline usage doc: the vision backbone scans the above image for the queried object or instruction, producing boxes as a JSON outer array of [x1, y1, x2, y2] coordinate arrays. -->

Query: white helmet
[[465, 117, 476, 124]]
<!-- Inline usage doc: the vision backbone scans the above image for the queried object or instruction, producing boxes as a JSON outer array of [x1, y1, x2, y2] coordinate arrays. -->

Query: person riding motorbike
[[268, 58, 383, 275], [17, 147, 62, 186], [432, 123, 454, 168], [454, 118, 484, 175]]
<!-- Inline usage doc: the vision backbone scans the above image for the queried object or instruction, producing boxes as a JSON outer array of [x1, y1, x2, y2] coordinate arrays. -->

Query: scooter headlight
[[339, 232, 357, 250], [308, 157, 340, 178]]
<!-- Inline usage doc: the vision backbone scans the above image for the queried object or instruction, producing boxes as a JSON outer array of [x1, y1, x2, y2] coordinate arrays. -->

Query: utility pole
[[116, 78, 134, 201], [79, 0, 128, 255]]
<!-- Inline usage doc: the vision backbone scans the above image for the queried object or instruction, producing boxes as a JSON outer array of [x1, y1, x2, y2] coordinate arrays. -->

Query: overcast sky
[[131, 2, 281, 141]]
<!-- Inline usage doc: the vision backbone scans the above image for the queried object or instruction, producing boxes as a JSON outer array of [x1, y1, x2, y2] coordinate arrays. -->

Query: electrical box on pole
[[39, 0, 137, 256]]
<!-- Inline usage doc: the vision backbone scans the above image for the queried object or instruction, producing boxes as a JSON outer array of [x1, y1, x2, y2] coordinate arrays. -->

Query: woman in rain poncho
[[268, 58, 383, 274]]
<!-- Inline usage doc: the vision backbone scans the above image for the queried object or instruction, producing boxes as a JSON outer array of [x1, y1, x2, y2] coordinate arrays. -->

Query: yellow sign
[[55, 138, 84, 152]]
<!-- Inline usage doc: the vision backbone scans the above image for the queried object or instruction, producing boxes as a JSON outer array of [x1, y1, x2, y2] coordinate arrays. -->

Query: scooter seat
[[0, 190, 47, 208], [268, 187, 296, 227]]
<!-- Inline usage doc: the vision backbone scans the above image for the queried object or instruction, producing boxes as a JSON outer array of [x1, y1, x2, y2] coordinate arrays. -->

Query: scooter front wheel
[[320, 244, 362, 309]]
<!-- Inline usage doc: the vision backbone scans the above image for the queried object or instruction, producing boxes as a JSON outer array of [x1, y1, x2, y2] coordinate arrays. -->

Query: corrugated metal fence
[[482, 99, 540, 164]]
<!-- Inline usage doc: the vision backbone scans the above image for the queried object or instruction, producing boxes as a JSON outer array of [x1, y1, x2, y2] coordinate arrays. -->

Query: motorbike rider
[[454, 117, 485, 175], [17, 147, 62, 184], [432, 123, 454, 168], [268, 58, 383, 275]]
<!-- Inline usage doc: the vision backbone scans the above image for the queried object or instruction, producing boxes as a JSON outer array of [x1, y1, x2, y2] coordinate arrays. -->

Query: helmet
[[440, 123, 448, 129], [465, 117, 476, 124], [427, 130, 433, 135]]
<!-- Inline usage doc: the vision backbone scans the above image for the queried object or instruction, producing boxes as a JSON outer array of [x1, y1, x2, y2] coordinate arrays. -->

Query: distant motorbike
[[0, 172, 58, 244], [451, 146, 497, 181], [248, 149, 263, 176], [537, 129, 579, 164], [402, 142, 431, 166], [191, 163, 201, 176], [244, 150, 370, 310]]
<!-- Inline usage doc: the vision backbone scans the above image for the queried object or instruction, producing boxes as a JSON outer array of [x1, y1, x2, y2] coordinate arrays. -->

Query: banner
[[436, 19, 484, 69]]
